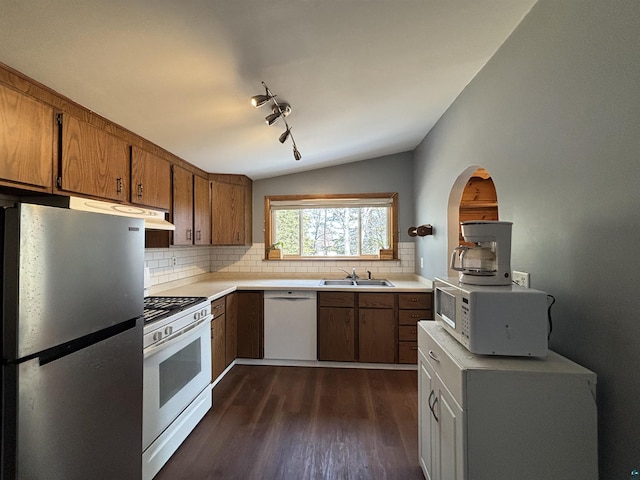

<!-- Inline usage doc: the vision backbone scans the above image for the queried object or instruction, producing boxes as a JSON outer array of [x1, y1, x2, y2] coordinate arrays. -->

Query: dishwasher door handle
[[267, 297, 315, 301]]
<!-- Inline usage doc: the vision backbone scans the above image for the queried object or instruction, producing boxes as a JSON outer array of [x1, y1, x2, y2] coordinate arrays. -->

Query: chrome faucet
[[338, 268, 359, 280]]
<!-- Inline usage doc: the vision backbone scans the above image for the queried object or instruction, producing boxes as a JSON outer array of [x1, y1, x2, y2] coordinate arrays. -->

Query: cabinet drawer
[[418, 323, 463, 406], [398, 342, 418, 364], [398, 292, 432, 310], [211, 297, 226, 317], [359, 293, 395, 308], [399, 309, 432, 325], [399, 325, 418, 341], [318, 292, 355, 307]]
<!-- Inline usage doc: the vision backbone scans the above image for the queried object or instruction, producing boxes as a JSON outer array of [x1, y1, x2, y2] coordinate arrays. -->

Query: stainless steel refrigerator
[[1, 202, 144, 480]]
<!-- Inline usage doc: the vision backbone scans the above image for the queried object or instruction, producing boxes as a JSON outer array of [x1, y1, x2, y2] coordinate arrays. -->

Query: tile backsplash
[[145, 242, 416, 289]]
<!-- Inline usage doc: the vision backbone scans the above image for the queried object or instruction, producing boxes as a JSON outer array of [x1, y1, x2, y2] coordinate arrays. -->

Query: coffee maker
[[450, 220, 513, 286]]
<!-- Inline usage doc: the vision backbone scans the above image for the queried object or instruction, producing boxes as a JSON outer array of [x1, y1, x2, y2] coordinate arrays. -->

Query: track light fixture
[[251, 81, 302, 161]]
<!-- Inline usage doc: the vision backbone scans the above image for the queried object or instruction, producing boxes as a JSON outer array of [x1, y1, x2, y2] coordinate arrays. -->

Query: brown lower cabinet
[[359, 293, 396, 363], [236, 291, 263, 359], [225, 292, 238, 365], [211, 293, 239, 382], [318, 291, 432, 364], [211, 297, 226, 381], [318, 306, 356, 361], [318, 292, 355, 361], [398, 292, 433, 364]]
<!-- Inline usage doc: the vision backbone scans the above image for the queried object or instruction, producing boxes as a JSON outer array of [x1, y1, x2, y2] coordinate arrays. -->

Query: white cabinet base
[[418, 322, 598, 480]]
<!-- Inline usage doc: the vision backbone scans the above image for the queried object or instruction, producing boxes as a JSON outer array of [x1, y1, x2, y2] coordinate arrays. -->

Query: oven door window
[[159, 339, 201, 408]]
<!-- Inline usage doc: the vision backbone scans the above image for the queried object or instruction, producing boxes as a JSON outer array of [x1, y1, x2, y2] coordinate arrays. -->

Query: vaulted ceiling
[[0, 0, 536, 179]]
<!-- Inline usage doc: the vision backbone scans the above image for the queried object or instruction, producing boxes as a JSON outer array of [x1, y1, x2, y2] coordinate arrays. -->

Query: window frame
[[264, 192, 398, 260]]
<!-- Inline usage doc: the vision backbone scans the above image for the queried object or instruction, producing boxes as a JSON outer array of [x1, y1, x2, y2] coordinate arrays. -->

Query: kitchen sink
[[320, 280, 355, 286], [354, 279, 394, 287], [319, 279, 394, 287]]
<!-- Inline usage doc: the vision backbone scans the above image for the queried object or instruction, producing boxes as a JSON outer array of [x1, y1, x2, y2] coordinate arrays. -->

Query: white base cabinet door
[[418, 321, 598, 480], [419, 344, 464, 480]]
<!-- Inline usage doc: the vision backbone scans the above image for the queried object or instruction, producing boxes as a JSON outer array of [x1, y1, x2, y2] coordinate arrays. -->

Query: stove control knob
[[201, 308, 208, 317], [194, 311, 200, 320], [164, 326, 173, 335], [153, 332, 163, 342]]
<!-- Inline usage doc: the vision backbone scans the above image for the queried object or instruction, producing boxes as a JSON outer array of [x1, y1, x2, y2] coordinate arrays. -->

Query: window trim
[[264, 192, 398, 260]]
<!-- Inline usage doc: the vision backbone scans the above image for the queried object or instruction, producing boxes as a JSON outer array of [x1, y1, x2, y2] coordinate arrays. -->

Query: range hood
[[67, 197, 175, 230]]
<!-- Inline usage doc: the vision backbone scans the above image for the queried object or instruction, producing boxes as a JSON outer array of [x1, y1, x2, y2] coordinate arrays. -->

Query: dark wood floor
[[154, 365, 423, 480]]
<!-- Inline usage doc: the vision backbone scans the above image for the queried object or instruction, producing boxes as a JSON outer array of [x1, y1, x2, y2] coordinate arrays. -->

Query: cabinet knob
[[116, 177, 123, 194], [187, 228, 192, 241], [137, 183, 144, 198]]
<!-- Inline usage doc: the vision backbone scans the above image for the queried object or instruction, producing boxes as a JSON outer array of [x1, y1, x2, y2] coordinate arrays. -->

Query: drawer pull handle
[[428, 350, 440, 362]]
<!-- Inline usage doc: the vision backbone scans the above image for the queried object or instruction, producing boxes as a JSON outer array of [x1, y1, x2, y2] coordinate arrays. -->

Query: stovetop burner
[[143, 296, 208, 324]]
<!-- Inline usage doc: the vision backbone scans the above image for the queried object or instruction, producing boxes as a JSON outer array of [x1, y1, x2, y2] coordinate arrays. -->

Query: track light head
[[251, 94, 273, 108], [279, 128, 291, 143], [265, 112, 281, 126], [265, 103, 291, 126], [293, 146, 302, 161]]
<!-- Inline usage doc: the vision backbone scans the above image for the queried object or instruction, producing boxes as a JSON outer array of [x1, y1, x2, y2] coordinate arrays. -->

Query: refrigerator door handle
[[7, 318, 140, 366]]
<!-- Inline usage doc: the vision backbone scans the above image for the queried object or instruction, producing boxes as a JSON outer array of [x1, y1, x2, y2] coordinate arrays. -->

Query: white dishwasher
[[264, 290, 317, 360]]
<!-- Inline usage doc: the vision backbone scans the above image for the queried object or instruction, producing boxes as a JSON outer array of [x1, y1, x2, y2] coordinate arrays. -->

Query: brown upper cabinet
[[0, 83, 54, 192], [130, 146, 171, 210], [211, 174, 252, 246], [193, 175, 211, 245], [172, 165, 195, 245], [171, 165, 211, 246], [56, 113, 129, 202]]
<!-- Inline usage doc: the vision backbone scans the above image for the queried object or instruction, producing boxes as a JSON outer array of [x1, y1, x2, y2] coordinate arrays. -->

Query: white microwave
[[434, 277, 550, 357]]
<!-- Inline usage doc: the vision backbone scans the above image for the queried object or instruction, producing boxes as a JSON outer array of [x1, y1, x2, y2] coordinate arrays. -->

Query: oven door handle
[[144, 316, 210, 359]]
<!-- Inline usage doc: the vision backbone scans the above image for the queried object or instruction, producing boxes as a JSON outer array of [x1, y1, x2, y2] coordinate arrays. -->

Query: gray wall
[[413, 1, 640, 477], [253, 152, 415, 243]]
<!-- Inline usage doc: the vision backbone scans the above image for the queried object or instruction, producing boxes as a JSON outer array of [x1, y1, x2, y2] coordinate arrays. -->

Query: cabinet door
[[317, 307, 355, 361], [0, 84, 53, 192], [130, 146, 171, 210], [193, 175, 211, 245], [225, 293, 238, 367], [435, 382, 464, 480], [419, 349, 436, 480], [172, 165, 193, 245], [358, 308, 396, 363], [58, 113, 129, 201], [211, 315, 226, 381], [236, 291, 263, 359], [212, 180, 245, 245]]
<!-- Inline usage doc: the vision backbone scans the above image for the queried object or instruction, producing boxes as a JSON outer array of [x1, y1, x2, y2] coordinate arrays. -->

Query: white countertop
[[150, 273, 433, 301]]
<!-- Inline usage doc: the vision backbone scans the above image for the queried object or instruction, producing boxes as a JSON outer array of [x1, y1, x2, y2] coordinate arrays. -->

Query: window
[[265, 193, 398, 259]]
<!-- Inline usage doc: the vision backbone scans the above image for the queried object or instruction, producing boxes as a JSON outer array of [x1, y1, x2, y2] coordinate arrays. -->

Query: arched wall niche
[[447, 166, 499, 276]]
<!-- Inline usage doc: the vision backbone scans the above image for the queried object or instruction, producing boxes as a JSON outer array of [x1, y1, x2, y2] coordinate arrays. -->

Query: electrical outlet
[[171, 256, 177, 266], [512, 270, 530, 288]]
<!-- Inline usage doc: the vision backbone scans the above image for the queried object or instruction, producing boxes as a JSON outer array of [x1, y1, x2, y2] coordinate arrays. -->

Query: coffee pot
[[450, 220, 513, 286]]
